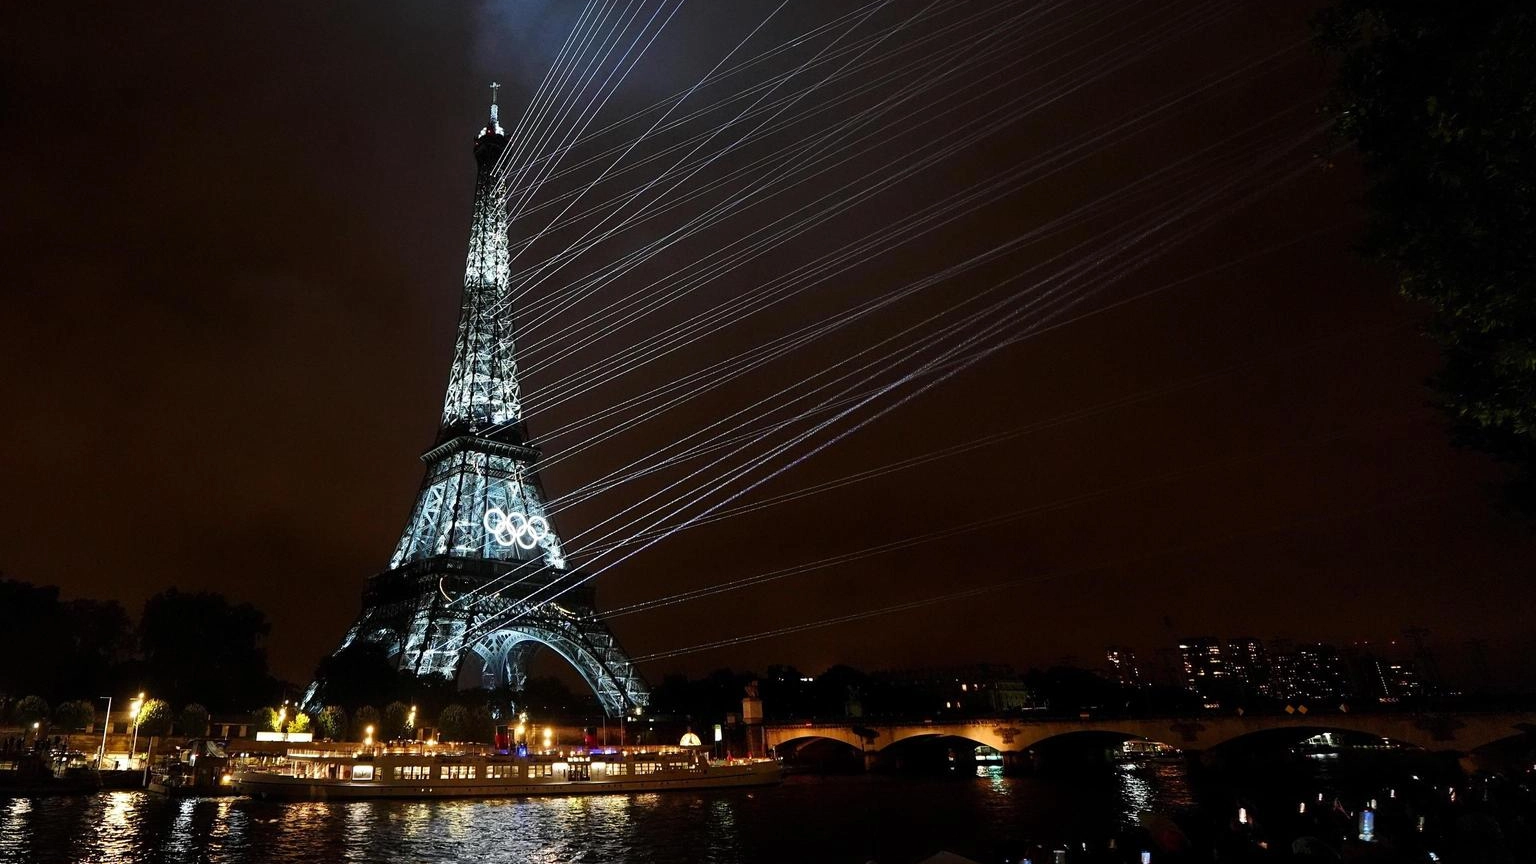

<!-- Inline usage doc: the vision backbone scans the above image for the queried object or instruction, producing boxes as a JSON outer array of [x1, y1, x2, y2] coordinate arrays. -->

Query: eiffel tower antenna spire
[[306, 95, 647, 717]]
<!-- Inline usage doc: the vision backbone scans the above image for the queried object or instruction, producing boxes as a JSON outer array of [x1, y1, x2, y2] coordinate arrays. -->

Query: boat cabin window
[[352, 765, 375, 781], [439, 764, 476, 780], [394, 765, 430, 780]]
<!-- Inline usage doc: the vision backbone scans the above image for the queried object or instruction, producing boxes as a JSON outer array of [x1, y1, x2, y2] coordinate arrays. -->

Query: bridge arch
[[1192, 715, 1534, 753], [1201, 724, 1423, 754], [1022, 728, 1182, 755]]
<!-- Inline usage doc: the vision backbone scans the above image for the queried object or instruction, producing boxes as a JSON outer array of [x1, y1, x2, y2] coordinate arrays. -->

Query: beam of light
[[629, 490, 1450, 663], [450, 121, 1331, 642]]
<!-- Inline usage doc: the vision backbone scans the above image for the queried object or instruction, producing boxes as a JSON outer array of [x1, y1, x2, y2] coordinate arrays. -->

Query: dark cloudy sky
[[5, 0, 1533, 689]]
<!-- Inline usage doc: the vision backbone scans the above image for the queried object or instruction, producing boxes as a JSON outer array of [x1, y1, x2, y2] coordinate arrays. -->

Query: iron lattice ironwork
[[311, 93, 648, 717]]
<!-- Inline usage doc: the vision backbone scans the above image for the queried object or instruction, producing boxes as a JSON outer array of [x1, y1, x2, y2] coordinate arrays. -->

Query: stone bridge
[[767, 712, 1535, 768]]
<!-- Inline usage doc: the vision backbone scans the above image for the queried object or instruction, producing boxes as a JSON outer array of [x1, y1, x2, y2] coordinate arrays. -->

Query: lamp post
[[127, 692, 145, 767], [96, 696, 113, 771]]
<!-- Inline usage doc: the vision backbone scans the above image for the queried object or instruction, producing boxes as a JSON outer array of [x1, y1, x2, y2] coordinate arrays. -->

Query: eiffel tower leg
[[464, 615, 648, 718], [477, 639, 540, 691]]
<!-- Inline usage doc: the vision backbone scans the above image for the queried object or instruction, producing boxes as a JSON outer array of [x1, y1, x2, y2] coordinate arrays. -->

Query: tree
[[136, 698, 172, 737], [314, 705, 348, 741], [54, 700, 97, 732], [465, 705, 496, 744], [382, 701, 412, 741], [437, 704, 469, 742], [180, 704, 210, 737], [139, 589, 276, 711], [311, 641, 400, 711], [353, 705, 380, 741], [514, 675, 599, 717], [14, 695, 48, 727], [1317, 1, 1536, 506], [258, 705, 311, 734], [0, 581, 130, 702], [59, 598, 133, 697]]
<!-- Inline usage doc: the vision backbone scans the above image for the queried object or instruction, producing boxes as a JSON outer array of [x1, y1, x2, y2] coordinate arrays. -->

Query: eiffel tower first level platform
[[307, 88, 648, 717]]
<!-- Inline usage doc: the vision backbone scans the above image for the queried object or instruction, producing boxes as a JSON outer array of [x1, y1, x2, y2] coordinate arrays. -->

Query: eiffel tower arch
[[308, 88, 648, 717]]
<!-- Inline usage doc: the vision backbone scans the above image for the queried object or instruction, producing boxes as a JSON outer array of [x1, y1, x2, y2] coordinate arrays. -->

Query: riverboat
[[1114, 739, 1182, 763], [233, 742, 781, 800]]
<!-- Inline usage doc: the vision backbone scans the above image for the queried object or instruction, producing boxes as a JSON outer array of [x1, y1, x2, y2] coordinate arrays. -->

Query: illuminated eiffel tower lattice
[[311, 87, 648, 716]]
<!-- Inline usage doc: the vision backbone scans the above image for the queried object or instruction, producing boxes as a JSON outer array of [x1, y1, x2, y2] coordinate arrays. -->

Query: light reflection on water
[[0, 766, 1198, 864], [1117, 761, 1195, 824]]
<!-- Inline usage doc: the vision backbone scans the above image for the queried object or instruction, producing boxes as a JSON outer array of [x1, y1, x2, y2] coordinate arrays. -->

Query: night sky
[[5, 0, 1534, 689]]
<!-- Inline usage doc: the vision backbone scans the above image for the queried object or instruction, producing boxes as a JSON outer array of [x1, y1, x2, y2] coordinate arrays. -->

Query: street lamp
[[364, 724, 374, 747], [127, 692, 145, 766], [96, 696, 113, 771]]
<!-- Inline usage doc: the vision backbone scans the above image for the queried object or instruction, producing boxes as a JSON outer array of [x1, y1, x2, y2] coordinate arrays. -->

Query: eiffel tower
[[310, 86, 648, 716]]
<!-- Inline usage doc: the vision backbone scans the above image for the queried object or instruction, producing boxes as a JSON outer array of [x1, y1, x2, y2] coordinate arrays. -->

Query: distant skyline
[[6, 0, 1535, 689]]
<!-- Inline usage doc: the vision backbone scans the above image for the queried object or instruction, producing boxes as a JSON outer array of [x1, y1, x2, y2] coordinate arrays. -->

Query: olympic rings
[[483, 507, 550, 550]]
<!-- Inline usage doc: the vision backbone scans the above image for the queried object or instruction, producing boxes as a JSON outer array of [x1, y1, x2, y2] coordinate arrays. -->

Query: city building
[[1105, 647, 1145, 688], [1268, 643, 1354, 704], [1177, 637, 1272, 704], [1367, 657, 1424, 703], [1177, 637, 1229, 699], [1223, 638, 1270, 692]]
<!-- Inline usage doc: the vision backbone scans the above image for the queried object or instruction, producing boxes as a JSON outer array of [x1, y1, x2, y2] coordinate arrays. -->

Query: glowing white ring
[[483, 507, 549, 550]]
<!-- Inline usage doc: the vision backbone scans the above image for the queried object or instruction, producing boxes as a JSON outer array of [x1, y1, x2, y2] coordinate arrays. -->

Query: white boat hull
[[236, 760, 782, 800]]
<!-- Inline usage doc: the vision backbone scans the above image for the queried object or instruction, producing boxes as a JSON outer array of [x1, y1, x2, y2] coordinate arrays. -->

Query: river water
[[2, 764, 1196, 864]]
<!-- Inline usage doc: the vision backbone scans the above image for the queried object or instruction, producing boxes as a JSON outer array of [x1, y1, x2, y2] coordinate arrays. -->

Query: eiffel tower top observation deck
[[440, 82, 522, 438]]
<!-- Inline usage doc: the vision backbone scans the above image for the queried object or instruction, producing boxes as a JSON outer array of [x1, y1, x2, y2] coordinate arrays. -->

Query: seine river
[[1, 764, 1198, 864]]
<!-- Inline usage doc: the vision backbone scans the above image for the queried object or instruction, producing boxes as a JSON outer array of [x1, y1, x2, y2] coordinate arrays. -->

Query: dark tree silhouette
[[138, 589, 277, 711], [1318, 1, 1536, 507], [311, 641, 400, 711], [353, 705, 380, 741], [180, 703, 210, 737], [0, 580, 131, 701]]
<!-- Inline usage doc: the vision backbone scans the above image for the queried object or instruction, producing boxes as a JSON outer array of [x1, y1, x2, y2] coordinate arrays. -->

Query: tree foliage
[[310, 640, 457, 718], [353, 705, 380, 740], [136, 698, 172, 737], [14, 695, 49, 727], [180, 703, 210, 737], [311, 641, 399, 711], [382, 701, 412, 741], [1317, 1, 1536, 505], [139, 589, 276, 711], [465, 705, 496, 744], [0, 580, 131, 702], [314, 705, 347, 741], [257, 705, 309, 733], [437, 704, 469, 742], [55, 699, 97, 732]]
